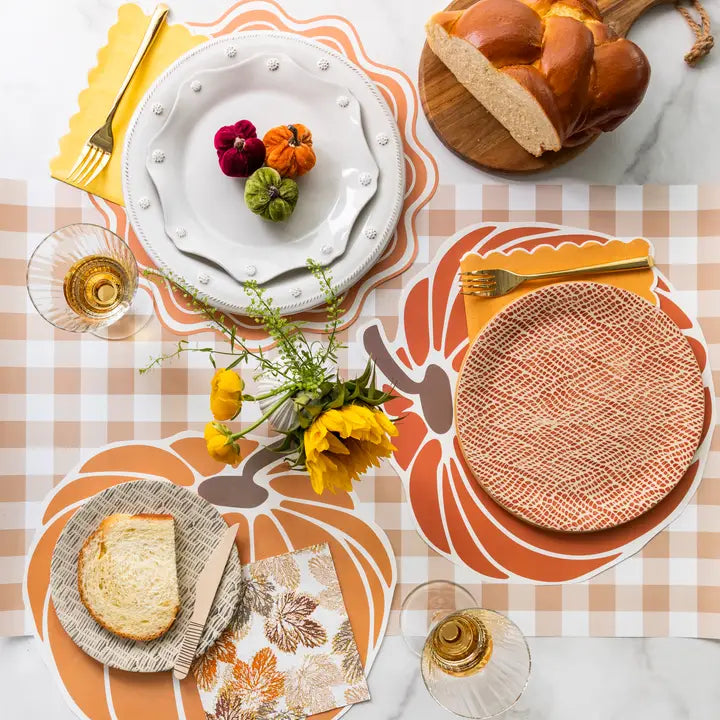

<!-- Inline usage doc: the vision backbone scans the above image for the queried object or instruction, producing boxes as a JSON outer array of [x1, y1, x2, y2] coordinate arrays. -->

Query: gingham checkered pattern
[[2, 178, 719, 638]]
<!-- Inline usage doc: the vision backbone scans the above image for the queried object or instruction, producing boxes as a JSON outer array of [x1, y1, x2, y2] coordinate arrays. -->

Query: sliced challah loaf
[[78, 513, 180, 641], [426, 0, 651, 156]]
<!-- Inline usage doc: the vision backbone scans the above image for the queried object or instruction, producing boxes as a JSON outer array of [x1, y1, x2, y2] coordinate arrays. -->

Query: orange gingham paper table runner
[[3, 181, 720, 639], [5, 0, 440, 642]]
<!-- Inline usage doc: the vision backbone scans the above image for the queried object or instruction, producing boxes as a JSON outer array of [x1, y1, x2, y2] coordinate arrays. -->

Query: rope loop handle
[[675, 0, 714, 66]]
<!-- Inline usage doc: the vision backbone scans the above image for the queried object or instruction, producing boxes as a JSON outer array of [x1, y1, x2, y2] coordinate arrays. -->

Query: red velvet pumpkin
[[214, 120, 266, 177]]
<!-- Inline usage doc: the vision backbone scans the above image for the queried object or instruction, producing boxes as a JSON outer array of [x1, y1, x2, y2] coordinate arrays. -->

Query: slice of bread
[[426, 13, 563, 156], [78, 513, 180, 641]]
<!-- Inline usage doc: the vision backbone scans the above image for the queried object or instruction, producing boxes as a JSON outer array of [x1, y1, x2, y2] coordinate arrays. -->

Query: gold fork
[[66, 4, 169, 186], [459, 255, 654, 297]]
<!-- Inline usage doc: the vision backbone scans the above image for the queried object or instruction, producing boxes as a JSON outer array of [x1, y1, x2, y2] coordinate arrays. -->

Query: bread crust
[[77, 513, 180, 642], [451, 0, 544, 66], [427, 0, 650, 155]]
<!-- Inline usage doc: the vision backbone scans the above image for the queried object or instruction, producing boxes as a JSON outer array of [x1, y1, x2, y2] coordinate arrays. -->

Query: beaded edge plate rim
[[145, 52, 379, 284], [123, 32, 405, 315]]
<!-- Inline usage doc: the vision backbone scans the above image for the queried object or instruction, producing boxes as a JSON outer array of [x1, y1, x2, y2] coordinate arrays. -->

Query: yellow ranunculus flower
[[204, 422, 242, 468], [304, 404, 398, 494], [210, 368, 245, 421]]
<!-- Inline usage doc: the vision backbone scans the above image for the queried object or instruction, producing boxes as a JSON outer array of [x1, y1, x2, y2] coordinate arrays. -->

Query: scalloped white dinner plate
[[123, 33, 404, 314], [146, 53, 378, 284]]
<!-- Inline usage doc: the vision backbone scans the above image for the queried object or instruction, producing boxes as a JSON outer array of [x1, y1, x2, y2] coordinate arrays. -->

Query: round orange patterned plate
[[455, 281, 706, 533]]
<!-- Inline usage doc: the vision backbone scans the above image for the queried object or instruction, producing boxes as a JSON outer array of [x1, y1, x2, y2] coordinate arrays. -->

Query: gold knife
[[173, 523, 240, 680]]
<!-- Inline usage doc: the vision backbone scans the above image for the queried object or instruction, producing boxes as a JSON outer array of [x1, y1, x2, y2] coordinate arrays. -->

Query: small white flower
[[359, 172, 372, 186], [290, 287, 302, 297], [151, 149, 165, 163], [245, 265, 257, 276], [364, 226, 378, 240], [197, 272, 210, 285], [190, 80, 202, 92], [175, 227, 187, 238], [266, 57, 280, 71], [336, 95, 350, 108], [225, 45, 237, 58], [138, 196, 150, 209], [321, 244, 333, 255], [151, 103, 163, 115], [317, 58, 330, 71]]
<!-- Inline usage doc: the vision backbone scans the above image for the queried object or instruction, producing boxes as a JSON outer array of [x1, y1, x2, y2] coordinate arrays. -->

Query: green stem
[[146, 268, 296, 383], [244, 383, 295, 401], [251, 290, 307, 373], [230, 390, 294, 439]]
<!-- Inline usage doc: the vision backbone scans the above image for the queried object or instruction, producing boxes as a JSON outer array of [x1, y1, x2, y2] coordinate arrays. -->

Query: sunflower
[[304, 405, 398, 494]]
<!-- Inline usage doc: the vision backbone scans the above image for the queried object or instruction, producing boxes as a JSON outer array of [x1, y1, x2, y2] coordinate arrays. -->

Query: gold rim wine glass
[[26, 224, 153, 339], [401, 582, 531, 718]]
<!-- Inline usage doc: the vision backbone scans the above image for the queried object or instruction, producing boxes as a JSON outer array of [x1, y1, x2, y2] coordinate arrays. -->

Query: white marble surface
[[2, 634, 720, 719], [0, 0, 719, 184], [1, 0, 719, 718]]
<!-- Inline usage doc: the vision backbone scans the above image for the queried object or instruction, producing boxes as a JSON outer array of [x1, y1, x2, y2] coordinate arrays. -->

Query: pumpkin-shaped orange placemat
[[25, 433, 395, 720], [362, 226, 714, 583]]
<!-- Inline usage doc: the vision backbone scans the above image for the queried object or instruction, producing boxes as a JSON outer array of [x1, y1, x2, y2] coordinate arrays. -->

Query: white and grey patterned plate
[[50, 479, 242, 672]]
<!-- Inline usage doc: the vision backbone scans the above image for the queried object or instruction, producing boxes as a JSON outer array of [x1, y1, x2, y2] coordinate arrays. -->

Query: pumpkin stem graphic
[[233, 137, 246, 150], [268, 185, 280, 199], [197, 444, 286, 508], [363, 324, 453, 434], [287, 124, 300, 147]]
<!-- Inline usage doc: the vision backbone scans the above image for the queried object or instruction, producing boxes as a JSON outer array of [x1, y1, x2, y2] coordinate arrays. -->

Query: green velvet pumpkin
[[244, 167, 299, 222]]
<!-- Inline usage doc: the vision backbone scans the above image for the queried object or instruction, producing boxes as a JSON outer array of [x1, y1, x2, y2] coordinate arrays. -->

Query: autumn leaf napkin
[[193, 543, 370, 719]]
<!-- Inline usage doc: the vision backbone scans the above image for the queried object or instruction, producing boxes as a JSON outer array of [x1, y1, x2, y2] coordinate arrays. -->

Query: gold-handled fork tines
[[459, 255, 654, 298], [66, 4, 169, 186]]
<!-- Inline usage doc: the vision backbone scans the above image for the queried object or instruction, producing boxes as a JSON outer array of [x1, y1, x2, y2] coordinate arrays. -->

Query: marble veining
[[3, 636, 720, 720], [620, 72, 689, 184], [0, 0, 717, 183]]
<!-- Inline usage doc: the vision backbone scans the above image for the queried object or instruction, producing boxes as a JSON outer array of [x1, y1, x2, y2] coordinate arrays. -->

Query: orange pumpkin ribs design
[[362, 224, 713, 583], [25, 432, 395, 720]]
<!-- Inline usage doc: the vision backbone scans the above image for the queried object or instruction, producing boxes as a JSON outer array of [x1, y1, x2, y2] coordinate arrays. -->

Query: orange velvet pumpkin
[[263, 123, 317, 177]]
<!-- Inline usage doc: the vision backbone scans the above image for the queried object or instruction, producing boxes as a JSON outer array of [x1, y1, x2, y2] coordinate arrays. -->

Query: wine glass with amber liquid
[[401, 581, 530, 718], [26, 224, 153, 339]]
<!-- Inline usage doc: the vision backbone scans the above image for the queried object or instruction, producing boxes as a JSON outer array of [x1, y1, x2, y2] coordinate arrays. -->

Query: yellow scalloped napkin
[[50, 4, 207, 205], [461, 237, 655, 341]]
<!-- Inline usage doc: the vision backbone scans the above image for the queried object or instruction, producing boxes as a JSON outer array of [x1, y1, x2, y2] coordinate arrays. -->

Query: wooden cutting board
[[418, 0, 673, 173]]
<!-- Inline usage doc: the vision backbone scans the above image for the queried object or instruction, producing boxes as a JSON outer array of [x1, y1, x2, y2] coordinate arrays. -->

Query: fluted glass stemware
[[26, 223, 153, 339], [401, 581, 530, 718]]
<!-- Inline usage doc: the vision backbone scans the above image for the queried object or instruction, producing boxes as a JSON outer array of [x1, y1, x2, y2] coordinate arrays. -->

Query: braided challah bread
[[426, 0, 651, 156]]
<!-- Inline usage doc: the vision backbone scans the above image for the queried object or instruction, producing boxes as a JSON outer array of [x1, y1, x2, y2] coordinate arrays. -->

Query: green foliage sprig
[[141, 259, 344, 388], [141, 260, 394, 467]]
